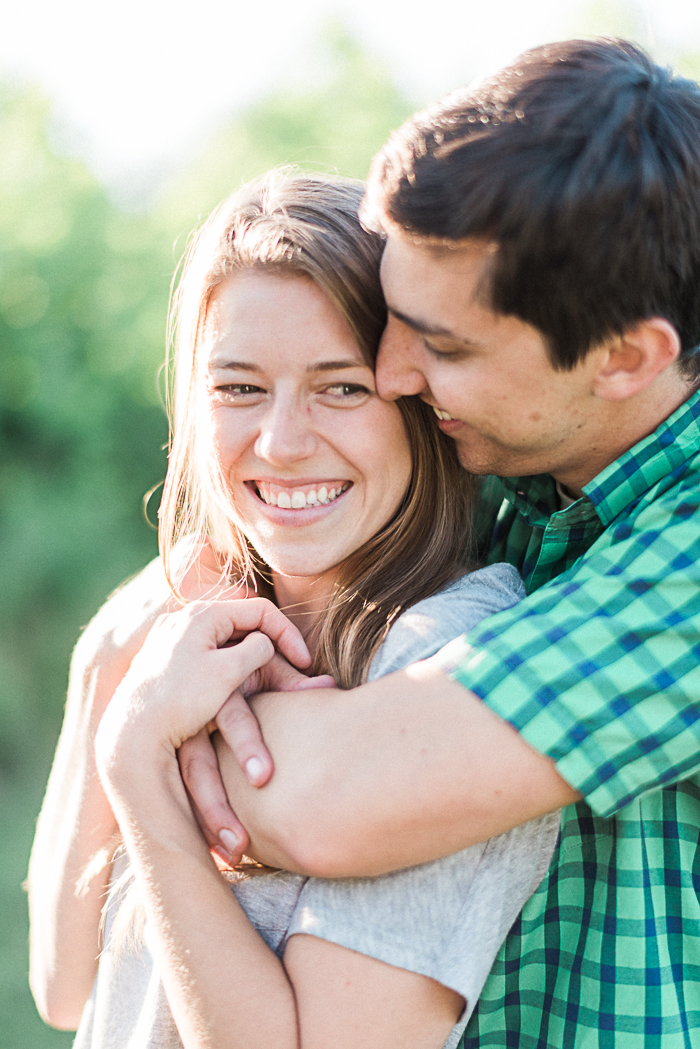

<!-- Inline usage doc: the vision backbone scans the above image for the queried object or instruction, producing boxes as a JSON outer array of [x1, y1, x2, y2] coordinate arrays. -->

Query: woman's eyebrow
[[209, 359, 261, 372], [308, 360, 365, 373], [210, 359, 363, 373]]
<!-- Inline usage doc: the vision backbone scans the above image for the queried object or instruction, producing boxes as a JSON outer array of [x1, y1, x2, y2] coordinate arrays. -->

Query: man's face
[[377, 233, 608, 487]]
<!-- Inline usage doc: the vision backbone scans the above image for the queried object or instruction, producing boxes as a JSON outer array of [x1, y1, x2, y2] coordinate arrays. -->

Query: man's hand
[[178, 650, 334, 866]]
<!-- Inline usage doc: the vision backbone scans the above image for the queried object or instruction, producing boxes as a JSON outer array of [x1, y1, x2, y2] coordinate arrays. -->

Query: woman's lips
[[246, 480, 352, 511]]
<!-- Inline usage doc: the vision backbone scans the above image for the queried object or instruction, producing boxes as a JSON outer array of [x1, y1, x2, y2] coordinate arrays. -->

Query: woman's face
[[201, 270, 412, 581]]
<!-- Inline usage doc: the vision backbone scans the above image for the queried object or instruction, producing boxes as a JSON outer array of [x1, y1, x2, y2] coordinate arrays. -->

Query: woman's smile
[[242, 478, 355, 529], [248, 479, 352, 510]]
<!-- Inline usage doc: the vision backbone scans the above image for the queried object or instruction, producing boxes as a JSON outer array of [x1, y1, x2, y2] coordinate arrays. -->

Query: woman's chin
[[257, 553, 341, 582]]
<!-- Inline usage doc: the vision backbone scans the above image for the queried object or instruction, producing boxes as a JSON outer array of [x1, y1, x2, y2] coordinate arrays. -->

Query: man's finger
[[178, 729, 249, 863], [254, 652, 335, 695], [292, 673, 336, 691], [215, 688, 274, 788]]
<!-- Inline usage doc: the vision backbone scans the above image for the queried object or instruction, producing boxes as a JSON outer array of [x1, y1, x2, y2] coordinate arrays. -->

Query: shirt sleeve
[[286, 814, 560, 1049], [440, 484, 700, 816]]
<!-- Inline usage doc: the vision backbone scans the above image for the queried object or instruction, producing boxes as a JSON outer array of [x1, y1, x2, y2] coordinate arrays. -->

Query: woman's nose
[[254, 402, 318, 466]]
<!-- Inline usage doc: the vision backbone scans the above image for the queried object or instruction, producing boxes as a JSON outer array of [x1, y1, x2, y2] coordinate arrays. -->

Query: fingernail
[[245, 756, 266, 785], [219, 829, 240, 854], [212, 846, 232, 867]]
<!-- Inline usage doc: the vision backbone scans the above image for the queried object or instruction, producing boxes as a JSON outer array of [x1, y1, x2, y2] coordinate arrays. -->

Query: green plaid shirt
[[447, 390, 700, 1048]]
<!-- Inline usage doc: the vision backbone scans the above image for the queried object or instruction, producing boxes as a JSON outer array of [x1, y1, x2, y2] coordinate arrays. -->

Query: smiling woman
[[28, 169, 559, 1049], [160, 171, 472, 687], [203, 271, 411, 598]]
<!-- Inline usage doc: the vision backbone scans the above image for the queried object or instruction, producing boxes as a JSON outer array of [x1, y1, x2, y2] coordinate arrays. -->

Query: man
[[182, 38, 700, 1046]]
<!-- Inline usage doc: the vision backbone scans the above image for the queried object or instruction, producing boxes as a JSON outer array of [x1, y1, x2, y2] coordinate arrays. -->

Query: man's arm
[[212, 655, 579, 878], [189, 474, 700, 874]]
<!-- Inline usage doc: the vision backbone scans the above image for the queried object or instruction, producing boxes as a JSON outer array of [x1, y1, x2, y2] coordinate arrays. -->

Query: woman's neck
[[270, 570, 337, 650]]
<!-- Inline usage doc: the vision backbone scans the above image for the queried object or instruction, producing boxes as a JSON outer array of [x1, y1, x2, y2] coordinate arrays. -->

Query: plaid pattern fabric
[[448, 391, 700, 1048]]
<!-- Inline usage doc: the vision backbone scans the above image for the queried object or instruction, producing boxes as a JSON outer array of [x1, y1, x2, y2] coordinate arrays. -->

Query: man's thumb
[[292, 674, 336, 691]]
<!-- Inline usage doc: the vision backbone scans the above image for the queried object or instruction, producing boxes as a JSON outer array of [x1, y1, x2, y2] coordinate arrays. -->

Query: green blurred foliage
[[0, 83, 172, 1048], [569, 0, 646, 40], [0, 87, 172, 769], [0, 32, 412, 1047]]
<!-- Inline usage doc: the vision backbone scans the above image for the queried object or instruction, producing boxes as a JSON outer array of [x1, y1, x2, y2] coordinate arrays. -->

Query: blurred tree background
[[0, 27, 412, 1047]]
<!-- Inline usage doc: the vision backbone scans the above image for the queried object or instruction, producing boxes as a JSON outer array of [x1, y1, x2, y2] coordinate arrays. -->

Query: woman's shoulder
[[428, 562, 525, 606], [73, 540, 244, 685], [72, 555, 176, 685], [368, 564, 525, 681]]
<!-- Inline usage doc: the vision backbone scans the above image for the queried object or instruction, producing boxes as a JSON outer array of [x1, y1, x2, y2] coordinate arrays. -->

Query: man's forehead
[[381, 217, 493, 250], [382, 229, 495, 275], [380, 230, 496, 324]]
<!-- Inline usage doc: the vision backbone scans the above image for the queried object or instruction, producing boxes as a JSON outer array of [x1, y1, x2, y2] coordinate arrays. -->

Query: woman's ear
[[594, 318, 682, 401]]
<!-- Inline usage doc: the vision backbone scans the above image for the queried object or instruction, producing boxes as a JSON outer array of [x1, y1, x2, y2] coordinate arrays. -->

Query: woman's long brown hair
[[160, 169, 475, 687]]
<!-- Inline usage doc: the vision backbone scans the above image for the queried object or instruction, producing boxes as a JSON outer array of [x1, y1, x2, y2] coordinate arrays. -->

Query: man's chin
[[454, 442, 502, 476], [454, 438, 526, 478]]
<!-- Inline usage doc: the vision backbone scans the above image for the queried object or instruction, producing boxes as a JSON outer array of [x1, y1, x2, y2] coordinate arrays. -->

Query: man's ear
[[594, 318, 681, 401]]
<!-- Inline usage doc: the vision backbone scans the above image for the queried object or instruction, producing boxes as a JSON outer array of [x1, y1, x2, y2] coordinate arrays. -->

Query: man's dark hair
[[364, 38, 700, 378]]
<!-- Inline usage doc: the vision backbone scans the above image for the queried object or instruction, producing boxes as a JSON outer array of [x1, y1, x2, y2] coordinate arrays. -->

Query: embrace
[[29, 39, 700, 1049]]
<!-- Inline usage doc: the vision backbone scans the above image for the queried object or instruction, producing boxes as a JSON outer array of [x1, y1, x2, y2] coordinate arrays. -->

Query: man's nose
[[254, 401, 318, 465], [375, 321, 429, 401]]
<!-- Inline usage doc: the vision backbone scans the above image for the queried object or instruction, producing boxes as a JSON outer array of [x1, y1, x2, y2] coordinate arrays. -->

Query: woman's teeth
[[432, 406, 454, 421], [256, 482, 350, 509]]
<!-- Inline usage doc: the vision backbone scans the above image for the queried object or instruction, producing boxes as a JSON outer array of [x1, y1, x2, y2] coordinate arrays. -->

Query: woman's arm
[[94, 605, 463, 1049], [101, 754, 461, 1049], [27, 546, 237, 1028], [285, 936, 462, 1049], [27, 558, 173, 1027]]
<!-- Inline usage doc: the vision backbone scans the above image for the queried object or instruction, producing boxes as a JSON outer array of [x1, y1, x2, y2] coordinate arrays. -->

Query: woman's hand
[[95, 598, 311, 809], [89, 598, 461, 1049], [179, 653, 335, 864], [26, 551, 275, 1030]]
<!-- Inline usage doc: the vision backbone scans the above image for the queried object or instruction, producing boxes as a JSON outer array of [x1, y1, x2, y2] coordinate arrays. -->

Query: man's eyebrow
[[387, 306, 461, 341]]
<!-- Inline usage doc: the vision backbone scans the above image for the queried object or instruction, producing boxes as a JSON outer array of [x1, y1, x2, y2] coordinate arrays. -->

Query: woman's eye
[[214, 383, 265, 401], [323, 382, 371, 399]]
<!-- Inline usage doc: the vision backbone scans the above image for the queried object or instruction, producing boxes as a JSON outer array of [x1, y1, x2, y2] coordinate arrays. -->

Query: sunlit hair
[[160, 169, 474, 687]]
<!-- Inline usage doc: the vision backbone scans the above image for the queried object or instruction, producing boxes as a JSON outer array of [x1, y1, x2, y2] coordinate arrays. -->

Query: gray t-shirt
[[75, 564, 560, 1049]]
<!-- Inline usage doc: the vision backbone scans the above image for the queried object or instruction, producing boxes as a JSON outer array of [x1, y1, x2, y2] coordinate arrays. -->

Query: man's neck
[[551, 375, 694, 498]]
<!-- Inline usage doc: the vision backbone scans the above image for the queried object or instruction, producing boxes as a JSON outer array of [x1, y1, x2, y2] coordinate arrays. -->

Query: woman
[[28, 172, 558, 1049]]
